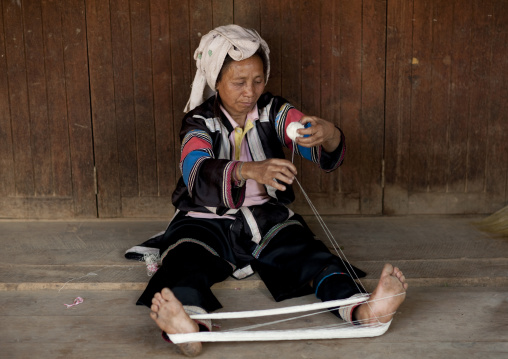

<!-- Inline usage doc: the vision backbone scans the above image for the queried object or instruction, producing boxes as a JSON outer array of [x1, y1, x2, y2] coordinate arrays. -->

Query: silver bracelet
[[235, 162, 246, 187], [238, 162, 246, 181]]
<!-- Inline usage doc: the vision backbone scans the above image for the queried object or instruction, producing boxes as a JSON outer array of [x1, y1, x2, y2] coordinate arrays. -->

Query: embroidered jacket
[[169, 93, 346, 277], [172, 92, 346, 216]]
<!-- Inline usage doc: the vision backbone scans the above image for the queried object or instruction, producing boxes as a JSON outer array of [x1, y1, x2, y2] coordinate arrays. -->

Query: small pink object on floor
[[64, 297, 84, 308]]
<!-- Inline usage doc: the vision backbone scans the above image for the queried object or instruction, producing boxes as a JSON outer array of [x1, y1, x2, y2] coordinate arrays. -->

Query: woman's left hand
[[295, 116, 341, 153]]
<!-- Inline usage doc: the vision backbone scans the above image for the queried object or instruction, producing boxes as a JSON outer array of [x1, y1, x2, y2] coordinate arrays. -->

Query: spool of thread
[[286, 122, 305, 141]]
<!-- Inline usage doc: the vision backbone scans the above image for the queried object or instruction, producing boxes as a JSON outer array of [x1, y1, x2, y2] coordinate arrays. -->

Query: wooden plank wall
[[85, 0, 385, 217], [0, 0, 95, 218], [385, 0, 508, 214], [0, 0, 506, 218]]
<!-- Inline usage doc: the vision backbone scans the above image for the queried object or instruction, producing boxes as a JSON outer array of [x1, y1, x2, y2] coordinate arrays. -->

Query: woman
[[137, 25, 407, 357]]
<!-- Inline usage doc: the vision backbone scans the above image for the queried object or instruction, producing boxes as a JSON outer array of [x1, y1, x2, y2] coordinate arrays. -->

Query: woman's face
[[216, 55, 265, 124]]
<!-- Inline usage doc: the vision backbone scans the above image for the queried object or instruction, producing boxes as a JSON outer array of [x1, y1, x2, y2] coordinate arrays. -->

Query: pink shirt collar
[[220, 104, 259, 129]]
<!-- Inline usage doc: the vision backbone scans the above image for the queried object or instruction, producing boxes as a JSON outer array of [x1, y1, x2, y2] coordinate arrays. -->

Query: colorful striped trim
[[275, 103, 294, 147], [324, 130, 346, 173], [184, 156, 207, 195], [181, 130, 212, 153], [222, 161, 245, 208], [295, 142, 319, 165], [252, 220, 302, 258], [314, 272, 350, 299], [180, 129, 214, 191], [275, 103, 321, 165], [181, 149, 213, 176], [310, 145, 320, 164], [161, 238, 236, 271], [338, 293, 368, 324], [180, 137, 212, 162]]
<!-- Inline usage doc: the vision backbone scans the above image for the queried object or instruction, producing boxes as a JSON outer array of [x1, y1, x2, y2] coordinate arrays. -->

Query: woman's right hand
[[241, 159, 297, 191]]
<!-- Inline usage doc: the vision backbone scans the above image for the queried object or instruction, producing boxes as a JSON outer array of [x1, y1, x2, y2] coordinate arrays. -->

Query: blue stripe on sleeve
[[297, 145, 313, 161], [182, 150, 209, 187]]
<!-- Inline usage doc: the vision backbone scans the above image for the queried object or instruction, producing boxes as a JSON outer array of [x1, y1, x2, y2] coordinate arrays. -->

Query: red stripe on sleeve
[[284, 108, 305, 148], [181, 137, 212, 162]]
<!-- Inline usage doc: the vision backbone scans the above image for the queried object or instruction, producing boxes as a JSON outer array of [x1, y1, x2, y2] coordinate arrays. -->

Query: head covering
[[183, 24, 270, 113]]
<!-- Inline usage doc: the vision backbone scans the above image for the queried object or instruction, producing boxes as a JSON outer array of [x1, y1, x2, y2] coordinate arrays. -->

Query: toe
[[384, 263, 394, 273], [149, 311, 158, 320], [152, 296, 163, 309], [161, 288, 175, 301]]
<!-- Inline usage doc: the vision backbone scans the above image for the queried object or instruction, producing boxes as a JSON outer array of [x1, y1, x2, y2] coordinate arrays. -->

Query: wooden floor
[[1, 216, 507, 358]]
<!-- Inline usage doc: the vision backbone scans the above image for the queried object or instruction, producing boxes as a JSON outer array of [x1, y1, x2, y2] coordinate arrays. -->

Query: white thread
[[286, 122, 305, 141], [290, 143, 380, 320], [189, 292, 403, 327], [189, 294, 370, 320], [58, 268, 103, 292], [292, 177, 367, 294], [169, 321, 392, 343], [169, 143, 404, 343]]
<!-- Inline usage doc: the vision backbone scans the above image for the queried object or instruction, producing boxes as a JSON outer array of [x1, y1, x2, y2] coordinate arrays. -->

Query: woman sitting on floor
[[135, 24, 407, 357]]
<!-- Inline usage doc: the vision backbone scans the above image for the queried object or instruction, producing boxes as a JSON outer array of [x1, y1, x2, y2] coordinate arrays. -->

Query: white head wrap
[[183, 24, 270, 113]]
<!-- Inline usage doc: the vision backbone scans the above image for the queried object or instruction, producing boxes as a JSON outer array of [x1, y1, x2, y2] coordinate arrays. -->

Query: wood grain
[[0, 0, 506, 217]]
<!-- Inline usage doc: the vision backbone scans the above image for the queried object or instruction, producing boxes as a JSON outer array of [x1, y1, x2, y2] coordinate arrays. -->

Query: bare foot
[[150, 288, 202, 357], [355, 263, 408, 324]]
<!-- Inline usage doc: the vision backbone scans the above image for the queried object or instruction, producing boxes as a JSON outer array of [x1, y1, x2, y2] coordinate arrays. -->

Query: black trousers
[[137, 212, 365, 313]]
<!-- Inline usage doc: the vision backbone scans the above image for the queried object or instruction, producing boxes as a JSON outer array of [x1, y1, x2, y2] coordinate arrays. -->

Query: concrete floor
[[1, 216, 507, 358]]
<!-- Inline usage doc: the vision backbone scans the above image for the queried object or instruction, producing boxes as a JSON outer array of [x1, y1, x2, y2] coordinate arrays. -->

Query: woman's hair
[[213, 49, 268, 116]]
